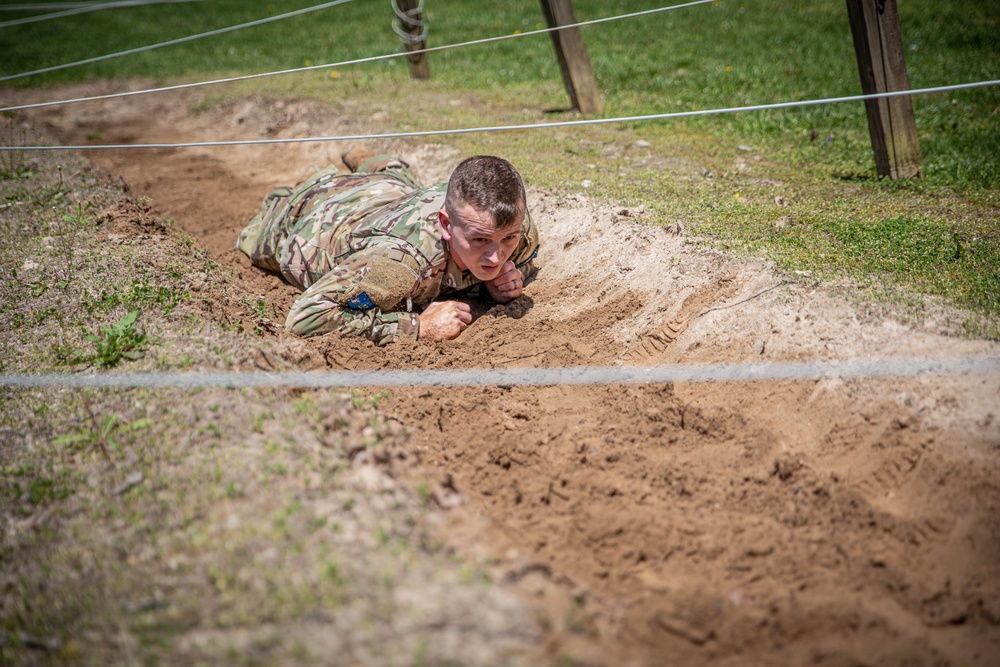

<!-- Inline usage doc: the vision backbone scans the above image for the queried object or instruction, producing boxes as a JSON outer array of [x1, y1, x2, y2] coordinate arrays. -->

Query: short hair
[[444, 155, 526, 230]]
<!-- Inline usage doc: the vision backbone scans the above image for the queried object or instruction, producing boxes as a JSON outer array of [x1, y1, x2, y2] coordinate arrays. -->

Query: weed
[[83, 283, 189, 317], [293, 394, 317, 414], [255, 412, 275, 435], [6, 475, 74, 505], [350, 389, 389, 409], [1, 119, 32, 179], [50, 401, 139, 462], [84, 310, 149, 367], [417, 481, 430, 504], [60, 199, 92, 229]]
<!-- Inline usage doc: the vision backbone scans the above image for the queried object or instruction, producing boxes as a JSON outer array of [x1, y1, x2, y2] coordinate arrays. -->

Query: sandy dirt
[[11, 82, 1000, 666]]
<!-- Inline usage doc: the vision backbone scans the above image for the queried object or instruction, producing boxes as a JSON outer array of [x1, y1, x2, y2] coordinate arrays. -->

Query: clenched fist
[[418, 300, 473, 341]]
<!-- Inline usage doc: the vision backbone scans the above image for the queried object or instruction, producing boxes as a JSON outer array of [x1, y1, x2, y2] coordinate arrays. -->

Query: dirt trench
[[15, 84, 1000, 666]]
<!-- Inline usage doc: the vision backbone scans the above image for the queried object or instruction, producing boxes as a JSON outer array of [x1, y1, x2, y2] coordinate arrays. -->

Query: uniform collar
[[442, 246, 478, 290]]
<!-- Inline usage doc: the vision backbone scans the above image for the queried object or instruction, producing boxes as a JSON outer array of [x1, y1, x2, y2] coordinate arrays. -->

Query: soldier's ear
[[438, 208, 453, 241]]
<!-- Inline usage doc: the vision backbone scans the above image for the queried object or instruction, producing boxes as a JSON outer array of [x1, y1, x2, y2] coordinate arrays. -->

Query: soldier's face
[[439, 204, 523, 282]]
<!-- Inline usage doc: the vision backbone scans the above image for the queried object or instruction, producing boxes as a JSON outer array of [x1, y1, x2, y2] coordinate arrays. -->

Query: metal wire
[[0, 0, 716, 111], [0, 1, 191, 8], [0, 0, 356, 82], [1, 357, 997, 390], [3, 78, 997, 152], [391, 0, 427, 44], [0, 0, 203, 29]]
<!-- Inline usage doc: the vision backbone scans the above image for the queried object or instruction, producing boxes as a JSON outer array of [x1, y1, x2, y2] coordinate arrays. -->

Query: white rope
[[0, 0, 717, 112], [0, 0, 203, 28], [3, 79, 997, 152], [0, 0, 356, 82], [1, 357, 997, 389]]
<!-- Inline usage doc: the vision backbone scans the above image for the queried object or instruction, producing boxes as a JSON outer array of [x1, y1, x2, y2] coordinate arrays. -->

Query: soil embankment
[[15, 84, 1000, 665]]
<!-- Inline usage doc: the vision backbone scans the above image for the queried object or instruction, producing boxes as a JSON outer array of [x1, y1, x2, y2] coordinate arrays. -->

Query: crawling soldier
[[236, 149, 538, 345]]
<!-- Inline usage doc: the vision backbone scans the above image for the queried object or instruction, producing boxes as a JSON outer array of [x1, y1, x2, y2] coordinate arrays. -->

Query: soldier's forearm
[[285, 297, 418, 346]]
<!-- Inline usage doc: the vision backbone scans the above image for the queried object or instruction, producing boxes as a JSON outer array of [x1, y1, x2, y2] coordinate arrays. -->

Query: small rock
[[700, 168, 713, 179], [123, 598, 164, 613], [738, 144, 754, 152], [581, 179, 593, 189], [349, 465, 395, 493], [635, 140, 651, 148], [113, 472, 143, 495], [21, 259, 40, 271]]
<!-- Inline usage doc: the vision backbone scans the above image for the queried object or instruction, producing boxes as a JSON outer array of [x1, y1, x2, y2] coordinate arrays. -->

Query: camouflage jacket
[[237, 166, 538, 346]]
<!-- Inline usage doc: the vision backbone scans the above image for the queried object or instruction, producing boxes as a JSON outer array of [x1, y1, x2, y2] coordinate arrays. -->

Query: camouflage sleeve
[[285, 249, 421, 346], [513, 210, 540, 281]]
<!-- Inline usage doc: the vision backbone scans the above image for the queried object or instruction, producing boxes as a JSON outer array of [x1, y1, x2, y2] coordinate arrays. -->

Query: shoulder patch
[[346, 292, 376, 311]]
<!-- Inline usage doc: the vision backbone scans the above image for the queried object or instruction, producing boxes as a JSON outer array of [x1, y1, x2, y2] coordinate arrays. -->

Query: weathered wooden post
[[539, 0, 603, 115], [393, 0, 430, 80], [845, 0, 922, 179]]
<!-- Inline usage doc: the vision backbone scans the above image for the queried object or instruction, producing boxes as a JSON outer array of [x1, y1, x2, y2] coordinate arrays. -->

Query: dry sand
[[12, 82, 1000, 665]]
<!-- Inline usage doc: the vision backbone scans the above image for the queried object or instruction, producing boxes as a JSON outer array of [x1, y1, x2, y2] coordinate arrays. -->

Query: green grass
[[2, 0, 996, 188], [1, 0, 998, 328]]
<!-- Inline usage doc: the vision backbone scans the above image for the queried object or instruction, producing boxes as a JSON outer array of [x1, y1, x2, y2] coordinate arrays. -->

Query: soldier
[[236, 149, 539, 345]]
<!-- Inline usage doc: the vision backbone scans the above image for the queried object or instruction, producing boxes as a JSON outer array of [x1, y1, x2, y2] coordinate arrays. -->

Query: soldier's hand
[[484, 262, 523, 303], [418, 300, 473, 341]]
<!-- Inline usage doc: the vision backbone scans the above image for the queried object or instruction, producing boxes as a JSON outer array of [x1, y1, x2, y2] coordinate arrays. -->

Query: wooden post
[[539, 0, 603, 115], [394, 0, 430, 80], [845, 0, 921, 179]]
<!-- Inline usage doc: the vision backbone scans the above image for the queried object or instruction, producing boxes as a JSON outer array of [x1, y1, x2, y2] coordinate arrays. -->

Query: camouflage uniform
[[236, 155, 539, 345]]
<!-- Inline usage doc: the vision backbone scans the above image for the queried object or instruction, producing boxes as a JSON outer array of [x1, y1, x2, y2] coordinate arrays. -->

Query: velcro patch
[[359, 255, 420, 311], [346, 292, 376, 311]]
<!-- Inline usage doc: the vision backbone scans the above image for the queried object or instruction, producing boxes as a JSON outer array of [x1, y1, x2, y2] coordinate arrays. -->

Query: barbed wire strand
[[0, 0, 203, 29], [1, 1, 135, 28], [0, 0, 356, 83], [0, 0, 717, 111], [1, 2, 105, 9], [1, 357, 997, 390], [1, 1, 196, 10], [391, 0, 426, 44], [3, 79, 996, 152]]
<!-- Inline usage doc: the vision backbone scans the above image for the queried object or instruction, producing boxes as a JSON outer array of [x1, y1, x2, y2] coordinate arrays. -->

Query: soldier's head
[[439, 156, 526, 282]]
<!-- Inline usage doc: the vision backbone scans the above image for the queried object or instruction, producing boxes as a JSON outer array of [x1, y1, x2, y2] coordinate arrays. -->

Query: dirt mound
[[10, 84, 1000, 665]]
